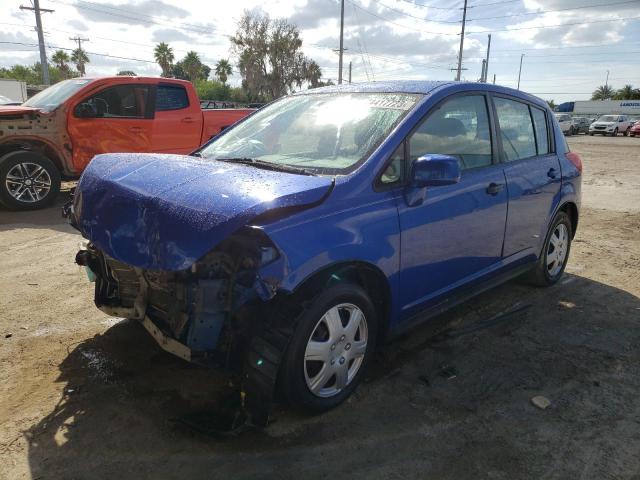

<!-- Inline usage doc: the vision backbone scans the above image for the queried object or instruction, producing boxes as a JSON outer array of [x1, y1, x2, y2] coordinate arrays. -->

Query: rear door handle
[[547, 168, 558, 179], [181, 117, 194, 123], [486, 182, 504, 195], [129, 126, 144, 134]]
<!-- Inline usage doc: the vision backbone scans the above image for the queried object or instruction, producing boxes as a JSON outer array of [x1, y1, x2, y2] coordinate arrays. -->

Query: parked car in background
[[629, 120, 640, 137], [554, 113, 573, 135], [589, 114, 632, 136], [0, 76, 253, 210], [570, 116, 590, 135], [68, 81, 582, 424]]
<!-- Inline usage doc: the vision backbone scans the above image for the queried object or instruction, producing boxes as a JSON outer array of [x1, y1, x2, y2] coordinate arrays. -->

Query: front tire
[[611, 128, 618, 137], [624, 127, 630, 137], [0, 151, 61, 210], [280, 283, 377, 413], [525, 211, 572, 287]]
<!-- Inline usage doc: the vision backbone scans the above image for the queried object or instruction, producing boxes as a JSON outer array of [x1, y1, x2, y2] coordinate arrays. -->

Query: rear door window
[[408, 94, 493, 170], [156, 84, 189, 111], [531, 107, 550, 155], [494, 97, 537, 161], [79, 84, 150, 118]]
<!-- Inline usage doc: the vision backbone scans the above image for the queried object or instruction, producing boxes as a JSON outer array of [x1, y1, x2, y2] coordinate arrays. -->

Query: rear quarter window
[[156, 85, 189, 111]]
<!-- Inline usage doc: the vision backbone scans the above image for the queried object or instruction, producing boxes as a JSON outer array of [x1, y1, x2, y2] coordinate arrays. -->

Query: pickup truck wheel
[[280, 283, 377, 413], [0, 151, 61, 210], [524, 211, 572, 287]]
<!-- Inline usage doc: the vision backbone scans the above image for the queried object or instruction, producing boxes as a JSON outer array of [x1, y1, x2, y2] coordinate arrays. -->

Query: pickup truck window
[[156, 85, 189, 111], [78, 84, 150, 118], [23, 79, 90, 110]]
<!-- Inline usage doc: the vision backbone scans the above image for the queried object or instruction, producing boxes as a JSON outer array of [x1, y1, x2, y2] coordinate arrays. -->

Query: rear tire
[[624, 127, 630, 137], [524, 211, 572, 287], [0, 151, 61, 210], [279, 283, 377, 413]]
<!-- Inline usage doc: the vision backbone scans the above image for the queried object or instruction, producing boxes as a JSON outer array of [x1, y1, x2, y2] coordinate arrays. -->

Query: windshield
[[23, 79, 90, 110], [200, 92, 421, 175], [597, 115, 618, 122]]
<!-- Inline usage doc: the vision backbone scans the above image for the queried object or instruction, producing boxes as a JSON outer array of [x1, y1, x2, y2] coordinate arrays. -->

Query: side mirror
[[74, 102, 97, 118], [410, 154, 461, 187]]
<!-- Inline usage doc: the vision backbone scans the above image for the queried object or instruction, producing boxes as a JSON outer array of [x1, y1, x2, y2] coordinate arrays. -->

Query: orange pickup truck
[[0, 76, 254, 210]]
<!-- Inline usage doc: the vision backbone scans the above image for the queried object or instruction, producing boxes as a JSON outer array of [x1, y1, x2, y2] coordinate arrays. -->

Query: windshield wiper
[[215, 157, 315, 176]]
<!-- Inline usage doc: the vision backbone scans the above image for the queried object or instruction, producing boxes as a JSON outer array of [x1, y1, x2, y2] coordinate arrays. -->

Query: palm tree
[[215, 59, 232, 85], [182, 51, 202, 82], [305, 60, 322, 88], [51, 50, 71, 78], [591, 84, 614, 101], [71, 48, 89, 76], [154, 42, 174, 77], [614, 84, 636, 100]]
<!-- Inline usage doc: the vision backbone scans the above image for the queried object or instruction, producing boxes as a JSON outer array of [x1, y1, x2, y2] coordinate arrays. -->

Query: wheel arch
[[559, 201, 579, 238], [0, 139, 67, 177], [291, 261, 393, 342]]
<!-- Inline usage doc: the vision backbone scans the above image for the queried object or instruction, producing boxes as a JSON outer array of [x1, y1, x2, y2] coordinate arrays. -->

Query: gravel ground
[[1, 135, 639, 480]]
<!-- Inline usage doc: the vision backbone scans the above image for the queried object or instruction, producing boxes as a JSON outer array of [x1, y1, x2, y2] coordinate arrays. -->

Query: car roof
[[298, 80, 549, 109]]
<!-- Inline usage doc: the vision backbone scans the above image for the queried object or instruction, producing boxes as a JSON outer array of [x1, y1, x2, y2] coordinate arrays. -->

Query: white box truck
[[0, 79, 27, 103]]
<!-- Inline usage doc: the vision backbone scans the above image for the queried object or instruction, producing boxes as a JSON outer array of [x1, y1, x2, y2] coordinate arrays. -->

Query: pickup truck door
[[68, 83, 153, 172], [151, 83, 203, 154]]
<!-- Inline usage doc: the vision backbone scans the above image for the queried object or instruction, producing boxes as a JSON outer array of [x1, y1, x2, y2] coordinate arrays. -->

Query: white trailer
[[0, 79, 27, 103], [572, 100, 640, 116]]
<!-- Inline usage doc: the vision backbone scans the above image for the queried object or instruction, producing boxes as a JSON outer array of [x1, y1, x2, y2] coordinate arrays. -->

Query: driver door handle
[[547, 168, 558, 179], [129, 126, 144, 134], [181, 117, 194, 123], [486, 182, 504, 195]]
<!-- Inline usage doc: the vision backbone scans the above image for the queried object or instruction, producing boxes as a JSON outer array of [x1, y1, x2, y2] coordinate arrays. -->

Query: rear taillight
[[566, 152, 583, 173]]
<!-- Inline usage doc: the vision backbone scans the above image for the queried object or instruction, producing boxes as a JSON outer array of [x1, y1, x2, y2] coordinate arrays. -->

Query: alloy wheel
[[304, 303, 368, 398], [5, 162, 52, 203], [547, 223, 568, 277]]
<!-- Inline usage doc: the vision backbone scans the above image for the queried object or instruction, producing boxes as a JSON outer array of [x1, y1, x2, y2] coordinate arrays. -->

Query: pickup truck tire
[[279, 283, 377, 413], [0, 151, 61, 210]]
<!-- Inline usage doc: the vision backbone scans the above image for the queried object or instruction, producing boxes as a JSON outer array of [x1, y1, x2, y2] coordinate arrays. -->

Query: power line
[[467, 0, 639, 22], [396, 0, 464, 11], [369, 0, 461, 24], [466, 15, 640, 34], [19, 0, 53, 85], [0, 41, 156, 64]]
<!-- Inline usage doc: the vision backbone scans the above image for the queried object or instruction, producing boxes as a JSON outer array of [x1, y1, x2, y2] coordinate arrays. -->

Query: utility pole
[[338, 0, 345, 84], [480, 59, 486, 83], [348, 61, 352, 84], [517, 53, 524, 90], [20, 0, 54, 85], [483, 34, 491, 82], [492, 73, 496, 84], [455, 0, 468, 81], [605, 69, 610, 89], [69, 35, 89, 76]]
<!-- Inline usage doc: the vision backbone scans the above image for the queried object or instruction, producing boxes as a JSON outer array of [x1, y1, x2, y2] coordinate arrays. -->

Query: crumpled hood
[[0, 105, 41, 116], [74, 153, 333, 271]]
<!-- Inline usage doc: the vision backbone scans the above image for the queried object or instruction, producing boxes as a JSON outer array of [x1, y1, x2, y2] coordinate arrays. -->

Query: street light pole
[[517, 53, 524, 90], [338, 0, 344, 84]]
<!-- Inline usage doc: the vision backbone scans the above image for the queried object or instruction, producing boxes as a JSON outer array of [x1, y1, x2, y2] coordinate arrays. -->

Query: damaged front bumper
[[75, 228, 286, 369]]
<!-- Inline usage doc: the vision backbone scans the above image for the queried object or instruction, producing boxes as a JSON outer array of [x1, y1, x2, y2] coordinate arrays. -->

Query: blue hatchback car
[[71, 81, 582, 421]]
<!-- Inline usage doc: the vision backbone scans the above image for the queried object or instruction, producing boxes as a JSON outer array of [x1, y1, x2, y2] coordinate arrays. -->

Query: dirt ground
[[1, 135, 639, 480]]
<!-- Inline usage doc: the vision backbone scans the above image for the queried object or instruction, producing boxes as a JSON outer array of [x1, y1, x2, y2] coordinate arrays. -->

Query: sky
[[1, 0, 639, 102]]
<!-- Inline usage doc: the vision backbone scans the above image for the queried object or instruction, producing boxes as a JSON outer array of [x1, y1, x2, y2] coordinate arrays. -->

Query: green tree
[[215, 59, 232, 85], [71, 48, 89, 76], [194, 79, 231, 100], [613, 84, 640, 100], [591, 84, 615, 101], [182, 51, 203, 82], [117, 70, 136, 76], [154, 42, 174, 77], [546, 99, 556, 110], [51, 50, 71, 79], [231, 11, 323, 101], [305, 60, 322, 88]]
